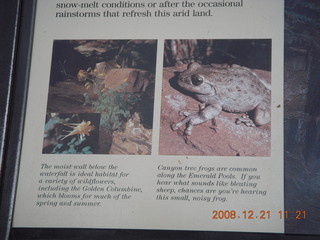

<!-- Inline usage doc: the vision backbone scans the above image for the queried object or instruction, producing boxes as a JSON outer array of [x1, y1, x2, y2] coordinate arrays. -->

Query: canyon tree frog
[[171, 62, 271, 135]]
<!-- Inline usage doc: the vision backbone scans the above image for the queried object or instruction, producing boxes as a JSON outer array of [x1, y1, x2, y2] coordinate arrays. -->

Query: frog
[[171, 62, 271, 135]]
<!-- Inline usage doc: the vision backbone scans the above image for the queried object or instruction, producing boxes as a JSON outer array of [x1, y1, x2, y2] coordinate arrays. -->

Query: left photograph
[[43, 40, 157, 154]]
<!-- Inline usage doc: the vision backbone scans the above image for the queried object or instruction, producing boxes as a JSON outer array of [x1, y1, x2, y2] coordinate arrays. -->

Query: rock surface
[[102, 68, 154, 94], [159, 65, 271, 156], [46, 80, 95, 113], [110, 113, 152, 155]]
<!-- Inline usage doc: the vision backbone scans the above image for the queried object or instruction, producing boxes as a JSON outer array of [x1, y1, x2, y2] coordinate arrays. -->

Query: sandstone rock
[[109, 113, 152, 155], [102, 68, 154, 94], [73, 40, 109, 57], [46, 80, 95, 113]]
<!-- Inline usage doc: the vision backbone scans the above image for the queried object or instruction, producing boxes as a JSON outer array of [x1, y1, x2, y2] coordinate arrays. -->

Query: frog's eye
[[191, 75, 203, 86]]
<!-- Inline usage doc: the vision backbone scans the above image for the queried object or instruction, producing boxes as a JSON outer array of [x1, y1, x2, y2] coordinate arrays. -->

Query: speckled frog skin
[[171, 62, 271, 135]]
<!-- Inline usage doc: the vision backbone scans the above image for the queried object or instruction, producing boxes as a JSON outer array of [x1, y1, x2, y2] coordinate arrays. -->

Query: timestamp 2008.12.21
[[211, 210, 307, 220]]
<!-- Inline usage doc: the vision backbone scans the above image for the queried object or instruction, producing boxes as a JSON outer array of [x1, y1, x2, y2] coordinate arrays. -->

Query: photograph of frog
[[43, 113, 100, 154], [45, 40, 157, 154], [160, 39, 272, 156]]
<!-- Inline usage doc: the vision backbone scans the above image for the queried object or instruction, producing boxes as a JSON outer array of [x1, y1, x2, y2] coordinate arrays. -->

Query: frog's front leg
[[171, 104, 222, 135]]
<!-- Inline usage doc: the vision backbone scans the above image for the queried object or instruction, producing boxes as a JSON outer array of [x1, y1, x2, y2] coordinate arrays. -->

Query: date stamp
[[211, 210, 307, 220]]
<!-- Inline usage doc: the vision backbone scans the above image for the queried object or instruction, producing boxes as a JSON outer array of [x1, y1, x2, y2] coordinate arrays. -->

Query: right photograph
[[159, 39, 272, 156]]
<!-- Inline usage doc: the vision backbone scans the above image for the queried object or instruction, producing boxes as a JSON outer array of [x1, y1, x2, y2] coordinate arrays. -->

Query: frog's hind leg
[[253, 100, 271, 126], [236, 114, 256, 127], [236, 100, 270, 127]]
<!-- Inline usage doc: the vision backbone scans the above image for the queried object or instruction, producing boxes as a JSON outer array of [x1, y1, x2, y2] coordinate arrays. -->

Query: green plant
[[52, 136, 93, 154], [84, 78, 141, 132]]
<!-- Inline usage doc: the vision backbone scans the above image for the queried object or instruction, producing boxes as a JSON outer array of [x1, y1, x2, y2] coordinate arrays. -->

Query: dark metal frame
[[0, 0, 37, 239], [1, 0, 319, 239]]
